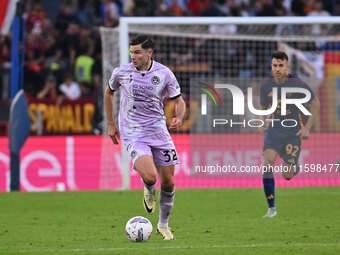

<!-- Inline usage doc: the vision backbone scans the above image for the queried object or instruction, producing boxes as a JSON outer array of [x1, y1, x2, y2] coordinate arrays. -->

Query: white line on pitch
[[15, 242, 340, 253]]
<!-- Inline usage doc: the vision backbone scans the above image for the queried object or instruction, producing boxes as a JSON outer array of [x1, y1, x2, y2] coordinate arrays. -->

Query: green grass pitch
[[0, 187, 339, 254]]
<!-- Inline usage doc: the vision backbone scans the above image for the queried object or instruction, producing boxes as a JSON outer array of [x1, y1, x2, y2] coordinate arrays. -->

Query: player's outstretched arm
[[169, 96, 186, 132], [104, 85, 121, 145], [297, 97, 320, 140]]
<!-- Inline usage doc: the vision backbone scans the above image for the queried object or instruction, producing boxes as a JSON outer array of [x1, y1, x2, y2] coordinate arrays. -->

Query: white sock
[[158, 189, 175, 228], [142, 178, 156, 192], [158, 221, 168, 228]]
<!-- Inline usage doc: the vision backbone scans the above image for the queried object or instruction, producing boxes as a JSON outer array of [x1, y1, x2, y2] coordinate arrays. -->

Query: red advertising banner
[[0, 134, 339, 192], [0, 136, 121, 191]]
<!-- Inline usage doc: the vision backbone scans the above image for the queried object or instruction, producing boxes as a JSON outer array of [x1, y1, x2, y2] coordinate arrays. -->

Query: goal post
[[101, 17, 340, 190]]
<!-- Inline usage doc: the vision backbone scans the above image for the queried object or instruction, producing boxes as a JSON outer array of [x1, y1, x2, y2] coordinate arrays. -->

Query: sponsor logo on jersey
[[288, 158, 295, 164]]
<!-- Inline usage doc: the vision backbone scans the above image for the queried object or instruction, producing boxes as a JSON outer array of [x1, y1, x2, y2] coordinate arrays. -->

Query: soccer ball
[[125, 216, 153, 242]]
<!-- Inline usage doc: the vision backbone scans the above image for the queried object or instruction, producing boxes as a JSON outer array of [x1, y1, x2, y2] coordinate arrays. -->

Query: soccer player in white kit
[[104, 34, 186, 240]]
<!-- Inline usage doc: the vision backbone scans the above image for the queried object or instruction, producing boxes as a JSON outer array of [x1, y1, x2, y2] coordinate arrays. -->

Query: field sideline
[[0, 187, 339, 254]]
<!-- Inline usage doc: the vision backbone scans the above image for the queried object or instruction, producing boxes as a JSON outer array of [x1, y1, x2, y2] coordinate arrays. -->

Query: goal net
[[100, 17, 340, 190]]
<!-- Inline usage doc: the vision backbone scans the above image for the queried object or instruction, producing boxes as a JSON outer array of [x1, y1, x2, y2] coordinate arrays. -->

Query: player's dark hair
[[130, 34, 155, 50], [272, 51, 288, 61]]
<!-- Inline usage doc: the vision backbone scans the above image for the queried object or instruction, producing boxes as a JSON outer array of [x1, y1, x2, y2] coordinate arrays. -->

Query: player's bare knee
[[282, 171, 294, 181], [282, 172, 292, 180], [143, 173, 157, 186], [264, 158, 276, 167], [161, 177, 175, 192], [282, 163, 295, 180]]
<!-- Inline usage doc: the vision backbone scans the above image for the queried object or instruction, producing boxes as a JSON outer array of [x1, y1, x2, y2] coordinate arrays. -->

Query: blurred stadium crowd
[[0, 0, 339, 135], [0, 0, 339, 102]]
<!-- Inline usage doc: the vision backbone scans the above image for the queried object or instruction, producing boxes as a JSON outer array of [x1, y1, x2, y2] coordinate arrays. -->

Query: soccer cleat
[[263, 207, 278, 218], [143, 187, 156, 214], [157, 225, 176, 240]]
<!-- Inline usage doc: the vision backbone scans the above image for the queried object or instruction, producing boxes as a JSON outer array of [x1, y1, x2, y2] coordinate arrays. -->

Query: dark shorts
[[263, 128, 301, 166]]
